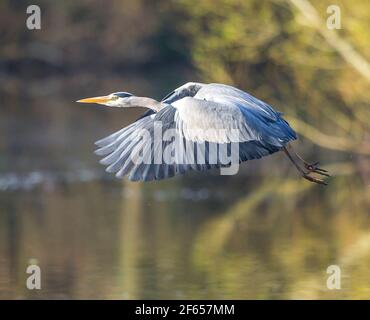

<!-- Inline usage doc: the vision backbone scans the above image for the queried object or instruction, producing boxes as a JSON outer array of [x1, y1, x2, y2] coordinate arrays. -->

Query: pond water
[[0, 81, 369, 299]]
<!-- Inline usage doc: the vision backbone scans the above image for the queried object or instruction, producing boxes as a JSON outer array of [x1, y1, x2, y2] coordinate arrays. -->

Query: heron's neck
[[129, 97, 166, 112]]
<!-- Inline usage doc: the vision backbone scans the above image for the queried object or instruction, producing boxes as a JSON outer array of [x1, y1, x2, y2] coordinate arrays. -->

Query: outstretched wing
[[196, 83, 282, 122], [94, 83, 296, 181], [171, 83, 296, 145], [95, 106, 222, 181]]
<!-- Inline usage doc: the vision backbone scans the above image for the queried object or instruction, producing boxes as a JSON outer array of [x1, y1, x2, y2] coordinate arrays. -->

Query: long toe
[[303, 173, 328, 186], [311, 169, 330, 177], [304, 162, 329, 176]]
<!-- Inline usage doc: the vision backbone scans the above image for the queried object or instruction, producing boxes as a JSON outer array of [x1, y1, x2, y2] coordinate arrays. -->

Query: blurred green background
[[0, 0, 369, 299]]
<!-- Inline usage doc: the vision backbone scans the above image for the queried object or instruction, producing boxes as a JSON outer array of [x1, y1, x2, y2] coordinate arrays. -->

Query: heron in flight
[[77, 82, 329, 185]]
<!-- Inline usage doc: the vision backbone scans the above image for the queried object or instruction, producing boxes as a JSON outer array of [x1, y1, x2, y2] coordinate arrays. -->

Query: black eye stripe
[[113, 92, 132, 98]]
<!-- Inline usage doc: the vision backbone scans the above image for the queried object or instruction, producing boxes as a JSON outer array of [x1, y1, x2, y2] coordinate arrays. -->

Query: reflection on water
[[0, 88, 369, 299]]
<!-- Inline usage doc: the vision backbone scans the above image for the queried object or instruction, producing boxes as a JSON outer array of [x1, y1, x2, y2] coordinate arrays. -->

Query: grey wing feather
[[172, 92, 296, 146], [94, 111, 290, 182], [94, 83, 296, 181], [196, 83, 281, 121]]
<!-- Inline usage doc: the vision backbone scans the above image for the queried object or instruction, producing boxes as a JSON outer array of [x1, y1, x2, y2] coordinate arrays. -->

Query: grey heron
[[77, 82, 329, 185]]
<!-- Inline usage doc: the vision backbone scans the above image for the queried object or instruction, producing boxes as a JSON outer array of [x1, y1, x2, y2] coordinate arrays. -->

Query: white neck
[[128, 97, 166, 112]]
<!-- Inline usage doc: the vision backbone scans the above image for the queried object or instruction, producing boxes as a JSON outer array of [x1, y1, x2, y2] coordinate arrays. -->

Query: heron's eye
[[113, 92, 132, 98], [111, 95, 119, 100]]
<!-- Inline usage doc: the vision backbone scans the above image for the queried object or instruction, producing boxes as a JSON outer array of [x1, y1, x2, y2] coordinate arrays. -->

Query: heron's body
[[77, 82, 329, 184]]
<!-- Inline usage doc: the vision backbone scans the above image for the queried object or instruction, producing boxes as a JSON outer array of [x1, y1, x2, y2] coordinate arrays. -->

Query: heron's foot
[[302, 172, 328, 186], [303, 161, 330, 177], [283, 147, 330, 186]]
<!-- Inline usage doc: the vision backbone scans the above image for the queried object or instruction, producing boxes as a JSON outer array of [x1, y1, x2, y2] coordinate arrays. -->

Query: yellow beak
[[76, 96, 111, 104]]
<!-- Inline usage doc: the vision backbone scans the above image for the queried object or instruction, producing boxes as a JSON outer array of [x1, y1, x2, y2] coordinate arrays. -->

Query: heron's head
[[76, 92, 133, 107]]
